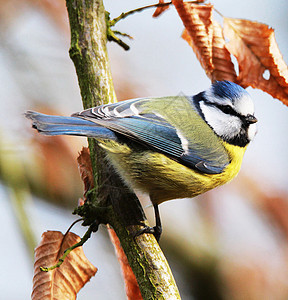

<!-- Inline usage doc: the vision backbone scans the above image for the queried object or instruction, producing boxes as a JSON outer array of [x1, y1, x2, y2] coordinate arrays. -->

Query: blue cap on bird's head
[[211, 80, 249, 103], [197, 80, 257, 147]]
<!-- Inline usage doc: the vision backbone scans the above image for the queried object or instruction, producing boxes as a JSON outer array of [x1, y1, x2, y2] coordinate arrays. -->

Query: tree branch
[[65, 0, 180, 298]]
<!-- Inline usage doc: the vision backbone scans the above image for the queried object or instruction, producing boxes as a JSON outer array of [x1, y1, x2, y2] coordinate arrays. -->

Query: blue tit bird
[[25, 81, 257, 240]]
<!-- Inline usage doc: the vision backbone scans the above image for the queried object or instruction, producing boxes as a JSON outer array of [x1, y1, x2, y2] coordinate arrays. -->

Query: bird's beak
[[245, 114, 258, 124]]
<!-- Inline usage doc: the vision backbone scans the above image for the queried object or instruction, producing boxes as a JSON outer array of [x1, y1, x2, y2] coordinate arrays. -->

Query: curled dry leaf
[[175, 1, 236, 82], [153, 0, 205, 18], [211, 21, 237, 82], [152, 0, 170, 18], [182, 21, 237, 82], [77, 147, 94, 201], [224, 18, 288, 105], [32, 231, 97, 300], [108, 226, 142, 300], [173, 1, 214, 75]]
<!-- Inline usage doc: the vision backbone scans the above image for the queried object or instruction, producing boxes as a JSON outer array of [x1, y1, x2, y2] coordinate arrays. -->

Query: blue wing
[[26, 96, 230, 174], [73, 96, 230, 174], [25, 111, 118, 140]]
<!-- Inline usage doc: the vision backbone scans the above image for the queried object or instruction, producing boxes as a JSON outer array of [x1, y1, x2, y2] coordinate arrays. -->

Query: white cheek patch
[[199, 101, 242, 139]]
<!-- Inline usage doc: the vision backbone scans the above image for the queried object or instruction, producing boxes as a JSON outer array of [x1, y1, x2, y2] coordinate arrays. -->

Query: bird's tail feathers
[[25, 111, 117, 139]]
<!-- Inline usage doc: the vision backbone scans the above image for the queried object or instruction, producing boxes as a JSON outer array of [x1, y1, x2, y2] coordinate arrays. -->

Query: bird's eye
[[219, 105, 235, 115]]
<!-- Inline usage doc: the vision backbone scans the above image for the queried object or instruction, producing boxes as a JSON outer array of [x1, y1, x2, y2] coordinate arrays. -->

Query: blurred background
[[1, 0, 288, 299]]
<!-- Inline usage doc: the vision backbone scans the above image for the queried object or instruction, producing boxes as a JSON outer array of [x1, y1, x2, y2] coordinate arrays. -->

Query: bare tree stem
[[65, 0, 180, 298]]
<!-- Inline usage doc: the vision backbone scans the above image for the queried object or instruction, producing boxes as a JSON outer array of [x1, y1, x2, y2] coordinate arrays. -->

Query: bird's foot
[[134, 225, 162, 242]]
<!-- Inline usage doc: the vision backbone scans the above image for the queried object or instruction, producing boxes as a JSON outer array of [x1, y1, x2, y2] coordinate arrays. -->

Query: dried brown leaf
[[182, 20, 237, 82], [108, 226, 142, 300], [175, 1, 236, 81], [173, 1, 214, 76], [77, 147, 94, 201], [152, 0, 170, 18], [211, 21, 237, 82], [32, 231, 97, 300], [224, 18, 288, 105]]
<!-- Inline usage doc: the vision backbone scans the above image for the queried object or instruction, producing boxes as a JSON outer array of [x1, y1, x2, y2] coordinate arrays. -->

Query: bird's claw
[[134, 225, 162, 242]]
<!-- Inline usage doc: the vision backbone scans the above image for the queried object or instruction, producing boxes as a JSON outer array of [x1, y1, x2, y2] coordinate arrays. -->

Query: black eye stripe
[[215, 105, 238, 118], [206, 102, 239, 117], [217, 105, 236, 115], [214, 104, 256, 125], [204, 101, 254, 124]]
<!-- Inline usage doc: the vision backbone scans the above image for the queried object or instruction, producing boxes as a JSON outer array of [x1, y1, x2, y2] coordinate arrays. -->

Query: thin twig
[[110, 1, 205, 26], [64, 218, 84, 237], [40, 222, 96, 272]]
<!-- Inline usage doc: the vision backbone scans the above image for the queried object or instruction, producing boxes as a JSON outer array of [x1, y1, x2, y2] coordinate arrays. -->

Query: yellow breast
[[100, 140, 247, 205]]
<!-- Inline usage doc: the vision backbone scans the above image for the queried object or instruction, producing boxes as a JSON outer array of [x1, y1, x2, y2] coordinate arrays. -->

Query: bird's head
[[195, 81, 257, 147]]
